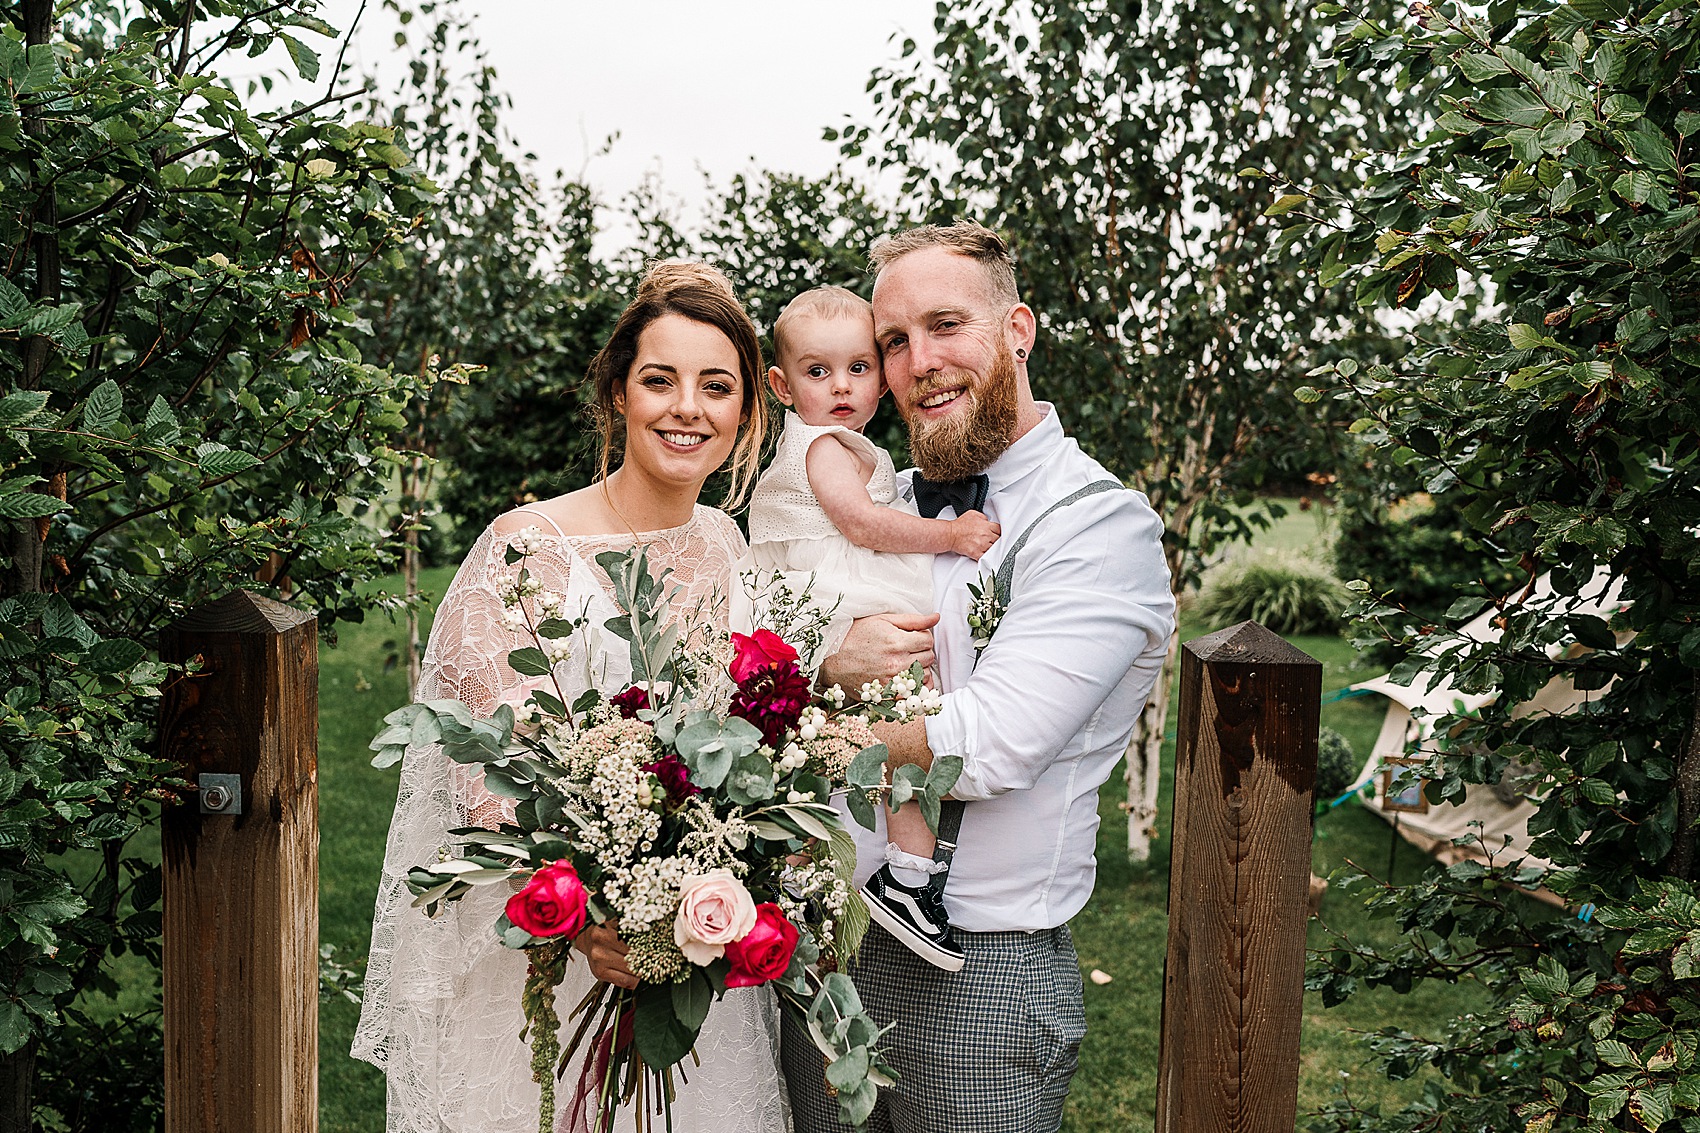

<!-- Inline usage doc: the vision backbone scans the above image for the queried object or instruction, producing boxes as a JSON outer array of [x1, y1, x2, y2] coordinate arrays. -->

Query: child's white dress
[[744, 412, 933, 664]]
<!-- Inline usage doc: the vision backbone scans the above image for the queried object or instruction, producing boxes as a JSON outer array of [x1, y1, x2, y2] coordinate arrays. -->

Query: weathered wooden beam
[[1155, 621, 1321, 1133], [160, 591, 319, 1133]]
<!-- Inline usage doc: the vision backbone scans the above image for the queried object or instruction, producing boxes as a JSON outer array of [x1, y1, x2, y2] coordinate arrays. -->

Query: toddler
[[746, 286, 997, 971]]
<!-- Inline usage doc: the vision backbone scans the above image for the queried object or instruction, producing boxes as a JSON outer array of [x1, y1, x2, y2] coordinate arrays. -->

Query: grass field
[[311, 501, 1489, 1130]]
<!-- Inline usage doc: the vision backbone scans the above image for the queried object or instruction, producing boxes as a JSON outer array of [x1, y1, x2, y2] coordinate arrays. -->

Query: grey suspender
[[928, 479, 1125, 894]]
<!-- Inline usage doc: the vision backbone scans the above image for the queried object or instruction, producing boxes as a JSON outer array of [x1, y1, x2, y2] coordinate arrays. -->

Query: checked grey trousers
[[782, 923, 1087, 1133]]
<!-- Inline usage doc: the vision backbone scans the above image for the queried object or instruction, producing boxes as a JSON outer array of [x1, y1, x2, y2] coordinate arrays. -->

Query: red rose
[[610, 685, 650, 719], [729, 630, 799, 684], [505, 860, 589, 939], [723, 903, 799, 988]]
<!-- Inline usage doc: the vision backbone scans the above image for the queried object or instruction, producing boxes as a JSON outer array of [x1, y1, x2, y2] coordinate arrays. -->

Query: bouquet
[[370, 536, 961, 1133]]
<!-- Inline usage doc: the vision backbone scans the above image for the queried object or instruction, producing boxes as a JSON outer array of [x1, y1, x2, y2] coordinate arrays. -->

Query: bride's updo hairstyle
[[586, 259, 768, 509]]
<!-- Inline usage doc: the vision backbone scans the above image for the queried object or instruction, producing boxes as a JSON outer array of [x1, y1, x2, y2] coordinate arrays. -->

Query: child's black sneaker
[[860, 865, 965, 972]]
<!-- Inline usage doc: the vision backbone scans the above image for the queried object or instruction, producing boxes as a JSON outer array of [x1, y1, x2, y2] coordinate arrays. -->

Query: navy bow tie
[[913, 472, 989, 519]]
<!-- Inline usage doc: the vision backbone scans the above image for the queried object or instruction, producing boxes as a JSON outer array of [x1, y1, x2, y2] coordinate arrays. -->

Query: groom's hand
[[819, 612, 938, 690], [574, 921, 638, 989]]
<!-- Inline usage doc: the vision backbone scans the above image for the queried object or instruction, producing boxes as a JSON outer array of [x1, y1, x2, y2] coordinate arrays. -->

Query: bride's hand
[[574, 920, 638, 990]]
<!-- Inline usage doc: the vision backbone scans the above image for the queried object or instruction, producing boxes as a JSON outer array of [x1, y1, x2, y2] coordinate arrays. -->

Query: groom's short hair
[[870, 222, 1018, 309]]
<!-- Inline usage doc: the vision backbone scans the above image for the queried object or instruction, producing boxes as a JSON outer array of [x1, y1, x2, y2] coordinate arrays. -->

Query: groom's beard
[[906, 339, 1020, 483]]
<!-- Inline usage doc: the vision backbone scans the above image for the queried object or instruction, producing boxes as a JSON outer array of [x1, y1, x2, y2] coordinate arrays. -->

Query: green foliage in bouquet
[[371, 544, 958, 1133], [1273, 0, 1700, 1127], [0, 2, 438, 1124]]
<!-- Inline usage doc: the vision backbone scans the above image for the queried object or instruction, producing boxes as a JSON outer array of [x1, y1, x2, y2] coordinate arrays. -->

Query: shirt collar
[[985, 402, 1063, 497]]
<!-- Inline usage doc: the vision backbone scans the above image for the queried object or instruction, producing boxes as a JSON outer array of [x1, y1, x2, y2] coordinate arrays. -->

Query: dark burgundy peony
[[610, 684, 650, 719], [728, 663, 811, 748], [642, 753, 699, 808]]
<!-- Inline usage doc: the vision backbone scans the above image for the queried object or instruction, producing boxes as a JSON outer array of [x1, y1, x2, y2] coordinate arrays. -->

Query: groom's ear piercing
[[1016, 348, 1027, 360]]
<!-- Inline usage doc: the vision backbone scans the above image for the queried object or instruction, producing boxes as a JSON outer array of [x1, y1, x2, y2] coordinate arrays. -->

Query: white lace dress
[[744, 412, 933, 658], [352, 505, 792, 1133]]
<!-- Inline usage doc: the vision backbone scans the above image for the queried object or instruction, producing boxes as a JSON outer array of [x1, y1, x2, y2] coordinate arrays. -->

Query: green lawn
[[315, 507, 1486, 1130]]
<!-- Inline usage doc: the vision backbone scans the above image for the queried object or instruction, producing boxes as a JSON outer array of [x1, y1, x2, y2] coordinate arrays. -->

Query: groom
[[789, 222, 1176, 1132]]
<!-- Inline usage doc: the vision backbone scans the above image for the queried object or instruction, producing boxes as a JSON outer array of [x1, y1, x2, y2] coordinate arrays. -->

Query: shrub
[[1280, 0, 1700, 1127], [1194, 550, 1351, 635], [1316, 727, 1360, 803], [1333, 490, 1521, 627], [0, 3, 436, 1123]]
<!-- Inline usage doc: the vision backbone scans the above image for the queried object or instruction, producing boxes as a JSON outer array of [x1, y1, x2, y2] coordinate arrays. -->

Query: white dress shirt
[[847, 403, 1175, 932]]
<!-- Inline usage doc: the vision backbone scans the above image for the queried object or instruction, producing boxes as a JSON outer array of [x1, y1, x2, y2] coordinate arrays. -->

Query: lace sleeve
[[418, 530, 556, 829]]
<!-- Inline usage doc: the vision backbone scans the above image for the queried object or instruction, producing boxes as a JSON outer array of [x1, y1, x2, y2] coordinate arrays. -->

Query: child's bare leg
[[861, 782, 964, 969], [883, 797, 939, 886]]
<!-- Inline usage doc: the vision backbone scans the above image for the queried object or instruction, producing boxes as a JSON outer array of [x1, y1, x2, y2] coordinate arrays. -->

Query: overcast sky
[[279, 1, 936, 233]]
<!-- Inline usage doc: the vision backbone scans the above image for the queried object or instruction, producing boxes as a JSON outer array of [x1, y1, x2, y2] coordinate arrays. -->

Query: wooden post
[[1155, 621, 1321, 1133], [160, 591, 319, 1133]]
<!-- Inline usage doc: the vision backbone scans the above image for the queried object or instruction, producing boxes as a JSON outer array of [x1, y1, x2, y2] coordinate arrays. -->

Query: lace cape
[[351, 506, 791, 1133]]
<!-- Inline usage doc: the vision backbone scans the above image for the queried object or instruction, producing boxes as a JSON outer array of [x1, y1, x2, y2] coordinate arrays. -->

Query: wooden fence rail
[[1155, 620, 1322, 1133], [160, 591, 319, 1133]]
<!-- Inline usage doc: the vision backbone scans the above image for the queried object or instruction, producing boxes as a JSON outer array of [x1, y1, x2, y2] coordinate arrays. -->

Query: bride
[[351, 260, 789, 1132]]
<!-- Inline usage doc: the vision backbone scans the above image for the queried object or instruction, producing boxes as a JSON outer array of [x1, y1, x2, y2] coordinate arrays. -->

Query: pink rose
[[729, 630, 799, 684], [725, 903, 800, 988], [673, 869, 757, 965], [505, 860, 589, 939]]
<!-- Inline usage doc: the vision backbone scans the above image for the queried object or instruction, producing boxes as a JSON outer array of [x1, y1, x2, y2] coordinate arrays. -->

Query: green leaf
[[1626, 128, 1677, 172], [1567, 614, 1617, 651], [0, 493, 64, 519], [1676, 110, 1700, 137], [844, 786, 876, 832], [671, 970, 712, 1032], [1592, 42, 1623, 84], [84, 638, 145, 673], [505, 647, 552, 677], [824, 1044, 871, 1090], [1294, 385, 1322, 404], [20, 43, 55, 93], [143, 395, 180, 442], [198, 448, 261, 477], [0, 390, 48, 428], [633, 981, 696, 1068], [1264, 193, 1308, 217], [1507, 324, 1546, 350], [0, 1000, 28, 1054], [1457, 52, 1510, 82], [82, 379, 122, 433], [279, 34, 320, 82]]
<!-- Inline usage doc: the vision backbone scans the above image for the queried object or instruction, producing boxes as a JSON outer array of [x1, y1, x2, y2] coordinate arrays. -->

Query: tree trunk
[[0, 1038, 36, 1133], [404, 513, 421, 692], [1124, 629, 1180, 861], [1671, 671, 1700, 880], [401, 447, 425, 692], [4, 5, 61, 1123], [7, 0, 59, 606]]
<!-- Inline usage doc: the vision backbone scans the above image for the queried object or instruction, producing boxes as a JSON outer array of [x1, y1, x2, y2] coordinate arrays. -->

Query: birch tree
[[844, 0, 1412, 857]]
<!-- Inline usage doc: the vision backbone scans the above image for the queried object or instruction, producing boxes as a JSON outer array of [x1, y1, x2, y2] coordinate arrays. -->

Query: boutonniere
[[965, 572, 1007, 661]]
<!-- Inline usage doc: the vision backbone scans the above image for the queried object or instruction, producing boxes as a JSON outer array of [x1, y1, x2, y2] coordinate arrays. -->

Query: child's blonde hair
[[770, 286, 874, 367]]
